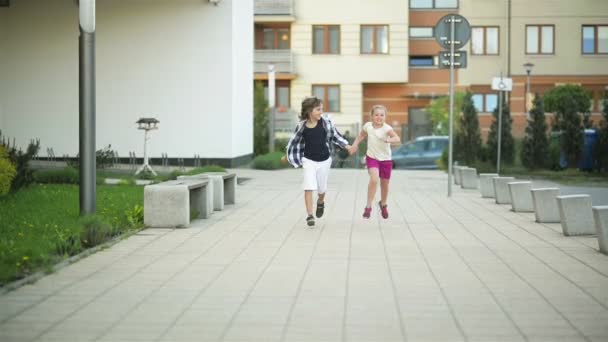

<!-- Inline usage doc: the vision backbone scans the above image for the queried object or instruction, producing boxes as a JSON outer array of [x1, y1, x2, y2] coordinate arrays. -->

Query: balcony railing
[[254, 0, 294, 16], [254, 49, 294, 74]]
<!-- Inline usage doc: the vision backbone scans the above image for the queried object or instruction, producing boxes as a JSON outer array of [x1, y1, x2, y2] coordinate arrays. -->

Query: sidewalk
[[1, 169, 607, 342]]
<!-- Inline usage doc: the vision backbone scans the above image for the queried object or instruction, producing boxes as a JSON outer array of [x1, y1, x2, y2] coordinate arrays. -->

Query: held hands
[[346, 145, 358, 156]]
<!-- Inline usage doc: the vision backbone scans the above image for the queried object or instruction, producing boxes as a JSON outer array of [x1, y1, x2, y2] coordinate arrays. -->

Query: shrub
[[544, 85, 592, 168], [254, 81, 269, 156], [454, 92, 482, 165], [67, 144, 115, 169], [34, 167, 79, 184], [521, 94, 550, 169], [124, 204, 144, 228], [0, 145, 16, 195], [187, 165, 225, 175], [486, 100, 515, 166], [80, 215, 115, 249], [253, 151, 289, 170], [0, 130, 41, 192], [275, 138, 290, 153]]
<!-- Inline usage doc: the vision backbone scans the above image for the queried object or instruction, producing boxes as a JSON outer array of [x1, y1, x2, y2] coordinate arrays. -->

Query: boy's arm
[[285, 123, 304, 168]]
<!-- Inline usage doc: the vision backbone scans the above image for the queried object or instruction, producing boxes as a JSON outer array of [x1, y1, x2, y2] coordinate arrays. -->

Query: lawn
[[0, 184, 144, 286]]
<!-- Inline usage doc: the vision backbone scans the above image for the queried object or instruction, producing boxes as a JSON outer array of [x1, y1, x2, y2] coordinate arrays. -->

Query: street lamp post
[[268, 64, 276, 152], [523, 62, 534, 117]]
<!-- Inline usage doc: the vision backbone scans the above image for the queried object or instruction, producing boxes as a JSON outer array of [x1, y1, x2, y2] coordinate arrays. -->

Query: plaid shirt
[[286, 116, 349, 168]]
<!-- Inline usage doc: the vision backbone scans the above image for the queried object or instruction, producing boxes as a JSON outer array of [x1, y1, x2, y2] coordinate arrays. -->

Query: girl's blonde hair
[[369, 104, 387, 116]]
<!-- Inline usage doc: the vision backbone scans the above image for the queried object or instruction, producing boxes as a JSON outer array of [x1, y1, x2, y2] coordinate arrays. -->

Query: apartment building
[[1, 0, 253, 166], [254, 0, 608, 140]]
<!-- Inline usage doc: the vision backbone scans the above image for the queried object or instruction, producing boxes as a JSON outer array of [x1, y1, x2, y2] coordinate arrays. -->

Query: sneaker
[[378, 201, 388, 219], [316, 202, 325, 218], [306, 215, 315, 227], [362, 206, 372, 218]]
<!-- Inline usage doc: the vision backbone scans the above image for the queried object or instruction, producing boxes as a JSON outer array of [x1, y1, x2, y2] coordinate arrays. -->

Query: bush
[[275, 138, 290, 153], [124, 204, 144, 228], [521, 94, 550, 169], [544, 85, 592, 168], [595, 95, 608, 172], [0, 130, 41, 192], [254, 81, 269, 156], [486, 100, 515, 166], [548, 136, 563, 170], [67, 144, 115, 169], [0, 145, 16, 195], [34, 167, 79, 184], [187, 165, 225, 175], [80, 215, 115, 249], [454, 92, 482, 164], [253, 151, 289, 170]]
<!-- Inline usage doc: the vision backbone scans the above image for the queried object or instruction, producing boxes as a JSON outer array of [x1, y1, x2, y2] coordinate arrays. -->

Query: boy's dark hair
[[300, 96, 322, 121]]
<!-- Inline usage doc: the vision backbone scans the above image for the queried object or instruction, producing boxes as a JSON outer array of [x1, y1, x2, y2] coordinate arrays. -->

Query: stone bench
[[479, 173, 499, 198], [508, 181, 533, 212], [592, 206, 608, 255], [144, 178, 213, 228], [178, 172, 237, 211], [556, 195, 594, 236], [530, 188, 560, 223], [493, 176, 515, 204], [461, 168, 478, 190], [454, 166, 467, 185]]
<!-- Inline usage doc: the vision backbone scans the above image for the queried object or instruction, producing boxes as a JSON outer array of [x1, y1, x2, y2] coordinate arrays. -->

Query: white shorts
[[302, 157, 332, 193]]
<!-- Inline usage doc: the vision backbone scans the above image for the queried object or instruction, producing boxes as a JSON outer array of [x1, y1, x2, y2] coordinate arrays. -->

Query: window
[[361, 25, 389, 54], [410, 0, 458, 9], [472, 93, 498, 113], [257, 25, 290, 50], [313, 25, 340, 54], [526, 25, 554, 54], [582, 25, 608, 54], [409, 56, 435, 67], [471, 27, 499, 55], [409, 27, 434, 38], [312, 85, 340, 112], [263, 83, 290, 109]]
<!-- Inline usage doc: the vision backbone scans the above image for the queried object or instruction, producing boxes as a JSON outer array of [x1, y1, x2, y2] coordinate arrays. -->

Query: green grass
[[0, 184, 143, 285]]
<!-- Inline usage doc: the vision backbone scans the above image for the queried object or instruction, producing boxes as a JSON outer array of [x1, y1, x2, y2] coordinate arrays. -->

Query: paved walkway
[[1, 169, 607, 342]]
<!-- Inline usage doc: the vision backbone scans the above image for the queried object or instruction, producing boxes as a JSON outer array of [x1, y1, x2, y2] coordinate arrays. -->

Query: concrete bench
[[556, 195, 594, 236], [592, 206, 608, 255], [454, 166, 467, 185], [508, 181, 533, 212], [144, 179, 213, 228], [179, 172, 237, 211], [479, 173, 499, 198], [493, 177, 515, 204], [461, 168, 478, 189], [530, 188, 560, 223]]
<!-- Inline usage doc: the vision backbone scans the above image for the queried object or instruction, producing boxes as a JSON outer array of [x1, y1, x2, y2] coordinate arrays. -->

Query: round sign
[[434, 14, 471, 50]]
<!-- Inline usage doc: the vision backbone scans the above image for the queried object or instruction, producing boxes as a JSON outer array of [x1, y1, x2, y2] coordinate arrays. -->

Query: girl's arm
[[384, 129, 401, 145]]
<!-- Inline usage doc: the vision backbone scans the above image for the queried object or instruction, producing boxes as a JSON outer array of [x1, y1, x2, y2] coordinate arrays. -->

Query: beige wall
[[290, 0, 408, 127]]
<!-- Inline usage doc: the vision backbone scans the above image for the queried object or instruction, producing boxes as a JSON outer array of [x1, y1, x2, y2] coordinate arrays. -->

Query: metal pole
[[79, 0, 96, 215], [268, 64, 276, 152], [447, 16, 455, 197], [525, 70, 531, 117], [497, 89, 503, 173]]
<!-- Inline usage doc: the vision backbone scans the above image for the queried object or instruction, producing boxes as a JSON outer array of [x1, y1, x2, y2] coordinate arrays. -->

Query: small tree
[[253, 81, 269, 156], [454, 92, 481, 165], [595, 95, 608, 172], [487, 98, 514, 166], [544, 84, 592, 168], [0, 130, 40, 192], [426, 92, 465, 135], [521, 94, 549, 169]]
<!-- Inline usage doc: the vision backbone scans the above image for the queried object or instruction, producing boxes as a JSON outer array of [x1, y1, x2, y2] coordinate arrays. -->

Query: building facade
[[254, 0, 608, 141], [0, 0, 253, 167]]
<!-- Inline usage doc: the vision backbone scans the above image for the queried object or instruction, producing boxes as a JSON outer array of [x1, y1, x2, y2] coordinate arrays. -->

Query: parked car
[[392, 136, 448, 169]]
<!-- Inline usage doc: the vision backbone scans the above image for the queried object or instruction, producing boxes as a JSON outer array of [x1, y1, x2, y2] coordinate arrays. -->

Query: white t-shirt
[[363, 122, 393, 161]]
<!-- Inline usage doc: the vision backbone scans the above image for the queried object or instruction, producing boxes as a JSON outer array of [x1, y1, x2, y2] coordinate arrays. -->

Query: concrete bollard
[[592, 206, 608, 255], [479, 173, 499, 198], [556, 195, 595, 236], [493, 177, 515, 204], [461, 168, 478, 189], [531, 188, 560, 223], [508, 181, 534, 212], [454, 166, 467, 185]]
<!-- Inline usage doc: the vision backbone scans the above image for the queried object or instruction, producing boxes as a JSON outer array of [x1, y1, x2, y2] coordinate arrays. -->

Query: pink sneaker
[[378, 201, 388, 219], [362, 206, 372, 218]]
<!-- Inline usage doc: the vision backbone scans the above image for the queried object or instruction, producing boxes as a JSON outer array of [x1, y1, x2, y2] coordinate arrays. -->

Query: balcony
[[255, 0, 293, 15], [254, 49, 296, 79]]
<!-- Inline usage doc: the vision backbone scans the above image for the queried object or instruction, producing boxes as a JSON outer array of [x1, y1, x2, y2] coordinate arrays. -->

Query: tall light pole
[[79, 0, 96, 215], [268, 64, 276, 152], [523, 62, 534, 118]]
